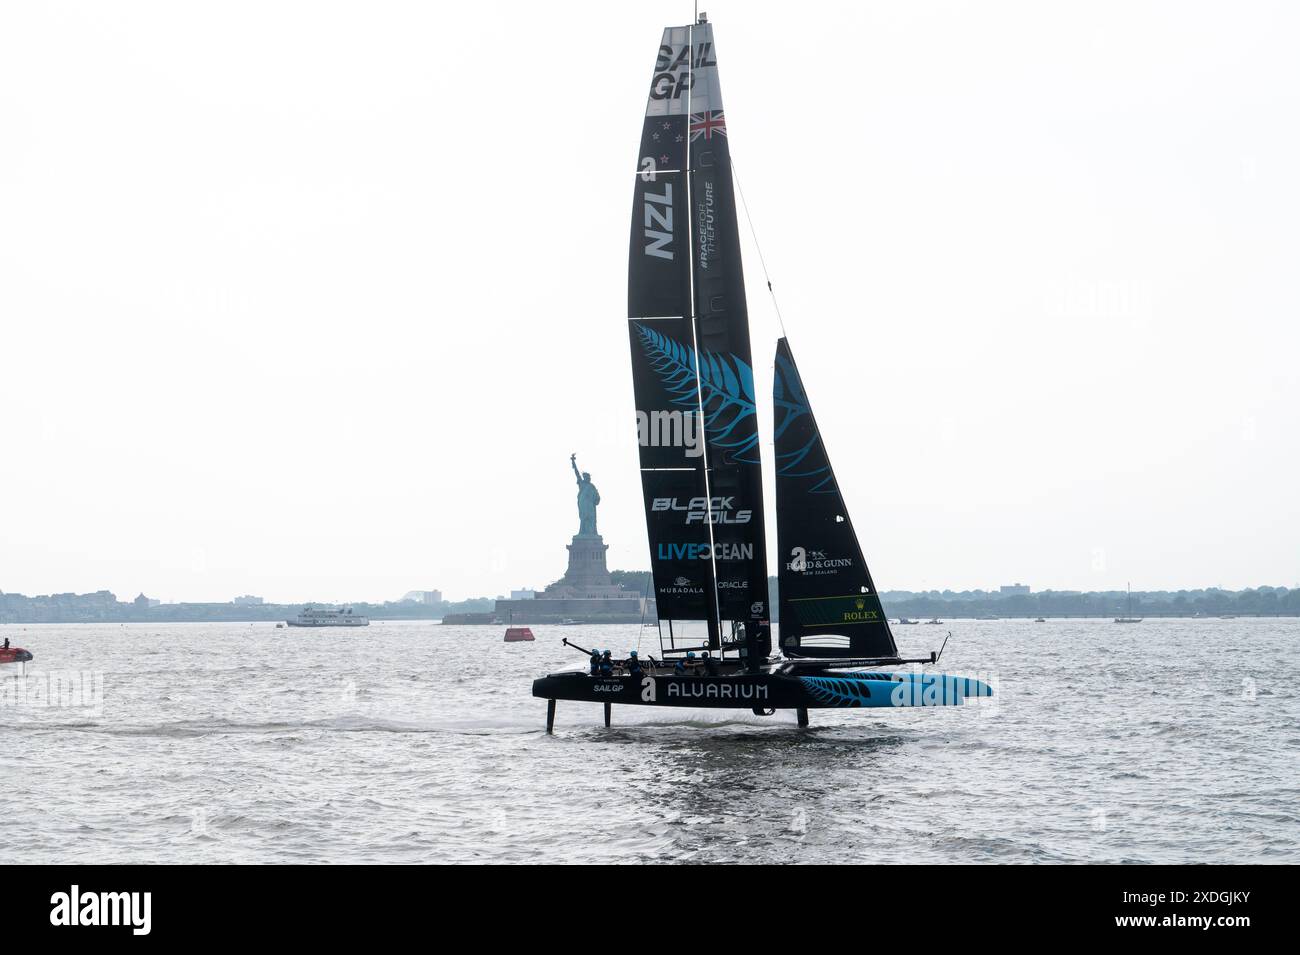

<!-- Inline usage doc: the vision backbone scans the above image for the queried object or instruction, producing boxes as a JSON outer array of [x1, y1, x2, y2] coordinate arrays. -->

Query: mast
[[685, 16, 772, 666]]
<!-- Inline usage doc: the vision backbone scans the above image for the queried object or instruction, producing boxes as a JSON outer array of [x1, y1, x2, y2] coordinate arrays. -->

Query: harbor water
[[1, 618, 1296, 863]]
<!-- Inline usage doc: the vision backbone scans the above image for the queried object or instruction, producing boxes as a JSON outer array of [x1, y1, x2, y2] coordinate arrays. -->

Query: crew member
[[701, 650, 719, 676], [599, 649, 614, 677], [673, 656, 687, 675], [626, 650, 643, 677], [589, 649, 601, 676]]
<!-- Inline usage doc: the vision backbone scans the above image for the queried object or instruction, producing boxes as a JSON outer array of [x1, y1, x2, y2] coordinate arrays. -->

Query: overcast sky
[[1, 1, 1296, 603]]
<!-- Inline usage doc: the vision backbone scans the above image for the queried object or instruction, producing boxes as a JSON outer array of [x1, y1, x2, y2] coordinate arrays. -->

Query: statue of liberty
[[570, 453, 600, 537]]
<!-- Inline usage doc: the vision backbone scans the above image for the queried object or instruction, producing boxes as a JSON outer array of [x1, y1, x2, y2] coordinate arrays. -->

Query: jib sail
[[773, 338, 899, 659]]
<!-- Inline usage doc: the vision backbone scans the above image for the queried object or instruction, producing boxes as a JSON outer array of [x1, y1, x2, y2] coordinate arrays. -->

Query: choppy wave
[[1, 618, 1297, 863]]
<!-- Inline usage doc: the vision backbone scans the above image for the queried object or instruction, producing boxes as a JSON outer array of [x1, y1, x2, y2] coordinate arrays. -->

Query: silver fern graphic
[[635, 324, 759, 461]]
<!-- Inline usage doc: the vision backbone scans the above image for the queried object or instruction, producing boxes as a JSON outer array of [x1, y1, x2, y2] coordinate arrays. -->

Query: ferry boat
[[287, 606, 369, 627]]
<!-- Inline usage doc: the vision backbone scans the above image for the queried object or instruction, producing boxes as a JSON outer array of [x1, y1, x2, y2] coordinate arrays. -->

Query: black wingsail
[[685, 20, 771, 656], [628, 25, 718, 628], [627, 19, 770, 658], [773, 338, 899, 659]]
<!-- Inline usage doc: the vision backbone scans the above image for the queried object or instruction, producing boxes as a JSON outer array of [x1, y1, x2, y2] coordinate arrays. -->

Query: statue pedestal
[[495, 531, 647, 624], [540, 534, 624, 598]]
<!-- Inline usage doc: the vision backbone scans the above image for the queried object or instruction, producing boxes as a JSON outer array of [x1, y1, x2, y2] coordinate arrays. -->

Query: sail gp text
[[648, 42, 716, 100]]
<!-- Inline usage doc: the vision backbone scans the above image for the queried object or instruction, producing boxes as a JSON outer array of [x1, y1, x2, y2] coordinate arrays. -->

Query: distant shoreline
[[0, 599, 472, 626], [4, 581, 1295, 625], [3, 614, 1296, 627], [0, 617, 446, 626]]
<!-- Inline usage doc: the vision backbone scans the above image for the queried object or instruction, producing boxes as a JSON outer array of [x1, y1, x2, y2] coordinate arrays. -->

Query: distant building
[[401, 590, 443, 605], [510, 589, 536, 600], [1000, 583, 1031, 596], [133, 592, 158, 609], [233, 595, 264, 606]]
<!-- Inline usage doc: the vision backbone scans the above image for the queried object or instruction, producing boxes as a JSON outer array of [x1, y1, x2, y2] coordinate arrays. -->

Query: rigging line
[[636, 572, 653, 653], [731, 158, 788, 338]]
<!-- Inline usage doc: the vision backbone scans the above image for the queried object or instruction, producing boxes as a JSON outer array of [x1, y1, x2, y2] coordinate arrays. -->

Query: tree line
[[608, 572, 1300, 619]]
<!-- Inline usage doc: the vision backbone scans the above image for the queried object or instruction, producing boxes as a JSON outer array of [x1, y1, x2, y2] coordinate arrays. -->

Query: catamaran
[[532, 15, 990, 730]]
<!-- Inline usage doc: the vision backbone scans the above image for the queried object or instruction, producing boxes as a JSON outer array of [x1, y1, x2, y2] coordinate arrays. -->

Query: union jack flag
[[689, 110, 726, 142]]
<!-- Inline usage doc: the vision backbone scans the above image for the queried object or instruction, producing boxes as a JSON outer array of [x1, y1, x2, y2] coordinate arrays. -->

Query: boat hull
[[532, 669, 990, 710], [285, 620, 369, 627]]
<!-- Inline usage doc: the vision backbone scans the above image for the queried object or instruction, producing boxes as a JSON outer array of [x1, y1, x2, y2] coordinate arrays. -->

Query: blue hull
[[532, 669, 992, 710]]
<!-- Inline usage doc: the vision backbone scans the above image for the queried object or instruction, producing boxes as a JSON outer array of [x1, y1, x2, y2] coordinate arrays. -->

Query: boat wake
[[51, 715, 539, 738]]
